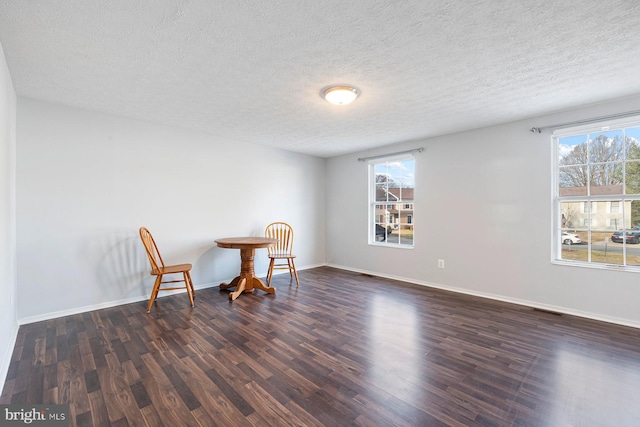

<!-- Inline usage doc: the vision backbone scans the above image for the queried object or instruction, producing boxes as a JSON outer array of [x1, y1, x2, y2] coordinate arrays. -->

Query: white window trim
[[552, 115, 640, 271], [368, 154, 415, 249]]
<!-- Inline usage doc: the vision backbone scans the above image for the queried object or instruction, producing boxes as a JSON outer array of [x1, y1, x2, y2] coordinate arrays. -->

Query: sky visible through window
[[559, 127, 640, 162], [375, 159, 415, 188]]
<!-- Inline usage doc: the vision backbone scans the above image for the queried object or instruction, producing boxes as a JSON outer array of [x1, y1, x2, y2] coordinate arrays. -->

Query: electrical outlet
[[438, 259, 445, 269]]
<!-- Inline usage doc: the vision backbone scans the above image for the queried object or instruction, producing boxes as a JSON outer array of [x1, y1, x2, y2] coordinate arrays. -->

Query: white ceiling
[[1, 1, 640, 158]]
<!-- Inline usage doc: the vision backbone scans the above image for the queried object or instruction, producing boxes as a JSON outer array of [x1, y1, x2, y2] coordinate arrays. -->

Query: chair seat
[[268, 253, 296, 259], [152, 263, 192, 275]]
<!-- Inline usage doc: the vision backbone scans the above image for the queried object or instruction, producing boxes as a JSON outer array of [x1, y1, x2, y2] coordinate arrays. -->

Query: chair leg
[[186, 271, 196, 300], [290, 259, 299, 286], [287, 259, 293, 278], [267, 258, 275, 287], [184, 272, 194, 307], [147, 275, 163, 313], [265, 261, 270, 284]]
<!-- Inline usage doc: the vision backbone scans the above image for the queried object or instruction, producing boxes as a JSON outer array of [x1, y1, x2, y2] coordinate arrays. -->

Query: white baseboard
[[17, 281, 221, 326], [327, 263, 640, 330], [0, 320, 19, 390]]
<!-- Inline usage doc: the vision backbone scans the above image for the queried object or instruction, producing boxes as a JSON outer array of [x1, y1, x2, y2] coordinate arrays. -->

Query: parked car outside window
[[561, 232, 581, 245], [610, 231, 640, 244]]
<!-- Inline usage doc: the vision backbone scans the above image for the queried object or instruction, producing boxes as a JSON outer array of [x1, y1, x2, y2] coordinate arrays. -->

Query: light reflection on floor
[[367, 294, 423, 404], [546, 343, 640, 426]]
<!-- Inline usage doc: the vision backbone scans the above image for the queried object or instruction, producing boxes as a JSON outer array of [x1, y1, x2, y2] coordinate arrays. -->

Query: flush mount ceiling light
[[323, 85, 359, 105]]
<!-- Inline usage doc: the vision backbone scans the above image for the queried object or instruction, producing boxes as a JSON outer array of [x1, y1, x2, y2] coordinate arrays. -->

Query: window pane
[[385, 226, 400, 244], [373, 222, 388, 242], [558, 135, 588, 166], [588, 130, 623, 164], [632, 200, 640, 229], [388, 160, 415, 189], [605, 228, 640, 267], [626, 240, 640, 267], [590, 229, 621, 266], [625, 126, 640, 160], [561, 201, 584, 230], [375, 163, 389, 202], [399, 224, 413, 246], [559, 229, 587, 261], [625, 160, 640, 195], [589, 163, 623, 194], [559, 166, 587, 196]]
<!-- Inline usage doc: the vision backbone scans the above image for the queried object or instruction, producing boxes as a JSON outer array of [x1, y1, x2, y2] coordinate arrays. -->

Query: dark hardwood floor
[[3, 267, 640, 426]]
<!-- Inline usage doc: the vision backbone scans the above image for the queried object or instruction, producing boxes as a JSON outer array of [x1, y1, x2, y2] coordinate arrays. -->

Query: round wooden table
[[215, 237, 279, 301]]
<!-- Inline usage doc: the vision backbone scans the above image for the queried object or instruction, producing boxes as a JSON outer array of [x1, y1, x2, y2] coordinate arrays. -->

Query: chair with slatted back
[[139, 227, 195, 313], [265, 222, 299, 287]]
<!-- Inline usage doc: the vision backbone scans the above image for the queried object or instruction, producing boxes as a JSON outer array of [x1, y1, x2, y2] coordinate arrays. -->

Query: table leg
[[229, 278, 247, 301], [219, 275, 241, 290], [251, 276, 275, 294]]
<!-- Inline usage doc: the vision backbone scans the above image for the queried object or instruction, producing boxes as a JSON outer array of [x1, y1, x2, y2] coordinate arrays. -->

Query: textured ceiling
[[1, 1, 640, 158]]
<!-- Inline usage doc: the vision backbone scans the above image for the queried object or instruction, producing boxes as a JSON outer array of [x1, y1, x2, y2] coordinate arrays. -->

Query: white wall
[[0, 42, 17, 389], [16, 98, 326, 321], [326, 94, 640, 327]]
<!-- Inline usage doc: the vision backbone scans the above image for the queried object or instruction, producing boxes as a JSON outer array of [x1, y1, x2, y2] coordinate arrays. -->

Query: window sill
[[369, 242, 414, 249], [552, 259, 640, 272]]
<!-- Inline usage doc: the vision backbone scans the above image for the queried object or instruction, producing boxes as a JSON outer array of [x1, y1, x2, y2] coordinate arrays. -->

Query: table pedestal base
[[220, 275, 275, 300], [219, 247, 276, 300]]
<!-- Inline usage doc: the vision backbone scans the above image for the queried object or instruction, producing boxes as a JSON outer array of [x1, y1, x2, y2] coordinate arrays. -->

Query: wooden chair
[[265, 222, 299, 287], [139, 227, 195, 313]]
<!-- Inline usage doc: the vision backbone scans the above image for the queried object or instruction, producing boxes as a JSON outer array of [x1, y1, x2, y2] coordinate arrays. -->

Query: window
[[582, 201, 596, 213], [555, 119, 640, 268], [370, 156, 415, 247], [582, 218, 595, 227], [610, 201, 621, 214]]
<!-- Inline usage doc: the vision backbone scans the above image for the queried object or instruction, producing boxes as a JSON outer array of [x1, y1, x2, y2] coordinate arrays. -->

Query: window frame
[[368, 154, 415, 248], [552, 116, 640, 270]]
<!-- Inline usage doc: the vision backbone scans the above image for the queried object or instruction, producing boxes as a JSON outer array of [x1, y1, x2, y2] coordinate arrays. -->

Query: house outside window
[[369, 156, 415, 247], [555, 118, 640, 268]]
